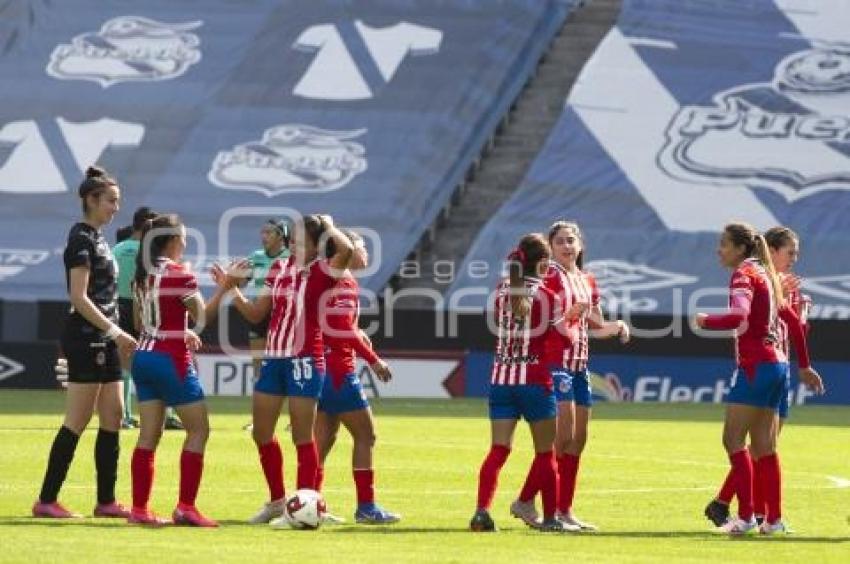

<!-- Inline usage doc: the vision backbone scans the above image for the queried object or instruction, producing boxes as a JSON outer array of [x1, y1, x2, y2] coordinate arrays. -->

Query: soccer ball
[[284, 489, 326, 530]]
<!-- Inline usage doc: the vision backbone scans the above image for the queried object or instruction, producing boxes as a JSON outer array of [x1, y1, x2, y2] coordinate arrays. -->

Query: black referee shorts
[[60, 335, 122, 384]]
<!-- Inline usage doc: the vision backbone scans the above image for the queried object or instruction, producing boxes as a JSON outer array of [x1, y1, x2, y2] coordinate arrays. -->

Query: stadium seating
[[0, 0, 577, 300], [449, 0, 850, 319]]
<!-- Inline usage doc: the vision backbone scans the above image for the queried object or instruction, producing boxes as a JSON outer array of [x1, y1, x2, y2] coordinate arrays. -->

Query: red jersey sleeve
[[703, 269, 752, 330], [166, 264, 199, 302], [779, 305, 811, 369], [586, 272, 601, 307]]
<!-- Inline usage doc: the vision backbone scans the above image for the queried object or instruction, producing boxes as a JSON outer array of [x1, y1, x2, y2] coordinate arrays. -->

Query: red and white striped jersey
[[264, 255, 336, 370], [136, 258, 199, 378], [546, 263, 599, 372], [490, 276, 564, 388], [778, 278, 811, 359]]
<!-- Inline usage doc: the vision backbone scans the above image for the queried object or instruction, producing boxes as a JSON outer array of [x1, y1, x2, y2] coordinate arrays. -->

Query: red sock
[[179, 450, 203, 507], [717, 467, 736, 505], [476, 445, 511, 510], [558, 454, 580, 514], [258, 438, 285, 501], [296, 441, 319, 490], [518, 455, 541, 503], [353, 468, 375, 505], [131, 447, 155, 511], [752, 456, 765, 517], [535, 451, 557, 520], [315, 465, 325, 493], [759, 453, 782, 523], [729, 449, 754, 520]]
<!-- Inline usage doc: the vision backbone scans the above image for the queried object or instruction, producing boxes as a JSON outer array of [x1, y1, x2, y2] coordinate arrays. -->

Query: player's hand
[[225, 259, 251, 289], [210, 263, 228, 288], [115, 332, 137, 362], [184, 330, 202, 352], [566, 302, 588, 320], [616, 320, 631, 344], [694, 313, 708, 329], [370, 359, 392, 383], [799, 366, 825, 395], [55, 357, 69, 389], [781, 273, 801, 297]]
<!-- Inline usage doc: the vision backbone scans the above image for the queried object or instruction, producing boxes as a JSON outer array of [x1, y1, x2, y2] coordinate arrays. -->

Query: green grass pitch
[[1, 391, 848, 563]]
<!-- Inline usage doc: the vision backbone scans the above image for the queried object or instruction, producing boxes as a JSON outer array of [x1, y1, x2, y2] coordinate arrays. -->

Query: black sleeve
[[65, 233, 92, 270]]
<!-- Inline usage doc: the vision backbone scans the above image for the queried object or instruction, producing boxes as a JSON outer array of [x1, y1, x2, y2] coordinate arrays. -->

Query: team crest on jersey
[[585, 260, 697, 313], [208, 124, 368, 196], [46, 16, 202, 87], [0, 248, 50, 281], [658, 44, 850, 202]]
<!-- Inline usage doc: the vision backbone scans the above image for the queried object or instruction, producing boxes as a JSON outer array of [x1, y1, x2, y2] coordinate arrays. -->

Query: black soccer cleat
[[704, 499, 730, 527], [469, 509, 496, 532]]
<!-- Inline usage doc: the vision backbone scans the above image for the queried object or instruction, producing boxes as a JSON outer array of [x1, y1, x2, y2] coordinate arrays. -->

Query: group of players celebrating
[[32, 166, 823, 535]]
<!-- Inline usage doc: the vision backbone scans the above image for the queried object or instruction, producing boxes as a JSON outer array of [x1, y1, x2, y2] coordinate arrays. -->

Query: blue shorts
[[778, 365, 792, 419], [131, 350, 204, 407], [488, 384, 556, 423], [554, 368, 593, 407], [255, 356, 325, 399], [318, 373, 369, 415], [726, 362, 789, 411]]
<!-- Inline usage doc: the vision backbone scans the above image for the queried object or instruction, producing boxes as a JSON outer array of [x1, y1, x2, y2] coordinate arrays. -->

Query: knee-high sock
[[518, 460, 540, 503], [729, 449, 754, 521], [38, 426, 80, 503], [353, 468, 375, 505], [752, 456, 766, 517], [315, 465, 325, 493], [557, 454, 580, 514], [296, 441, 319, 490], [759, 453, 782, 524], [179, 450, 204, 507], [94, 429, 120, 505], [131, 447, 155, 511], [717, 467, 736, 505], [476, 445, 511, 511], [258, 438, 285, 501], [122, 370, 133, 420], [535, 451, 557, 520]]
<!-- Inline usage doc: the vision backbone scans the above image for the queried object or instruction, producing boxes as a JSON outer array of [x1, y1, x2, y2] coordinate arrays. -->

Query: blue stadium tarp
[[0, 0, 576, 300], [450, 0, 850, 320]]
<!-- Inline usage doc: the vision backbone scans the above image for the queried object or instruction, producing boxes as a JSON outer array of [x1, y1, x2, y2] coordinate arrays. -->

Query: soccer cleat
[[539, 517, 577, 533], [469, 509, 496, 532], [242, 422, 254, 432], [121, 418, 139, 430], [127, 508, 171, 527], [355, 503, 400, 525], [322, 511, 347, 525], [164, 416, 184, 431], [172, 504, 218, 528], [248, 498, 285, 524], [32, 501, 83, 519], [759, 520, 791, 535], [704, 499, 730, 527], [269, 515, 290, 529], [718, 517, 758, 535], [755, 514, 765, 526], [509, 499, 540, 528], [93, 501, 131, 518], [557, 511, 597, 531]]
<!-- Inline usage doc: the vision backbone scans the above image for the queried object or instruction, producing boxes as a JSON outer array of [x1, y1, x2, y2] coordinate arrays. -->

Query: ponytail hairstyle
[[723, 222, 784, 308], [78, 166, 117, 213], [134, 214, 183, 294], [340, 228, 364, 248], [763, 226, 799, 252], [507, 233, 551, 318], [547, 220, 585, 269]]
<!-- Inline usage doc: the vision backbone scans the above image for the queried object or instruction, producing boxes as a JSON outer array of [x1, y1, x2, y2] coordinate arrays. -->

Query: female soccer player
[[128, 214, 228, 526], [695, 223, 822, 535], [470, 233, 572, 533], [223, 214, 353, 525], [510, 221, 629, 531], [704, 226, 822, 528], [33, 166, 135, 519], [314, 229, 399, 524]]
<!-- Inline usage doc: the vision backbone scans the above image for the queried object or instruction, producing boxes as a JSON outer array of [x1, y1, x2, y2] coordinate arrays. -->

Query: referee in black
[[33, 166, 137, 519]]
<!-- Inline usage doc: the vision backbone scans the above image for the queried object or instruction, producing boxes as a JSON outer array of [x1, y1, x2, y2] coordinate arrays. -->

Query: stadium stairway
[[392, 0, 622, 308]]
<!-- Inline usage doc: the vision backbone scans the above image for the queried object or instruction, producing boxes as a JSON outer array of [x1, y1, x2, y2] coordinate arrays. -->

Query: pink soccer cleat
[[93, 501, 131, 518], [127, 508, 171, 527], [32, 501, 83, 519], [172, 504, 218, 528]]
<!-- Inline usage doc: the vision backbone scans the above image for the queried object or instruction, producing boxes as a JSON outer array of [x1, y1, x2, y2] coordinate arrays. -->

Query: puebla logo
[[208, 124, 368, 196], [658, 44, 850, 202], [46, 16, 202, 87]]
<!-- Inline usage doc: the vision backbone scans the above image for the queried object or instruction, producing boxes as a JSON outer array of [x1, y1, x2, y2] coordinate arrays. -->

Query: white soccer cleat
[[759, 519, 791, 535], [248, 498, 285, 524], [718, 517, 758, 535], [509, 499, 541, 528], [269, 515, 291, 529], [558, 511, 597, 531], [322, 511, 346, 525]]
